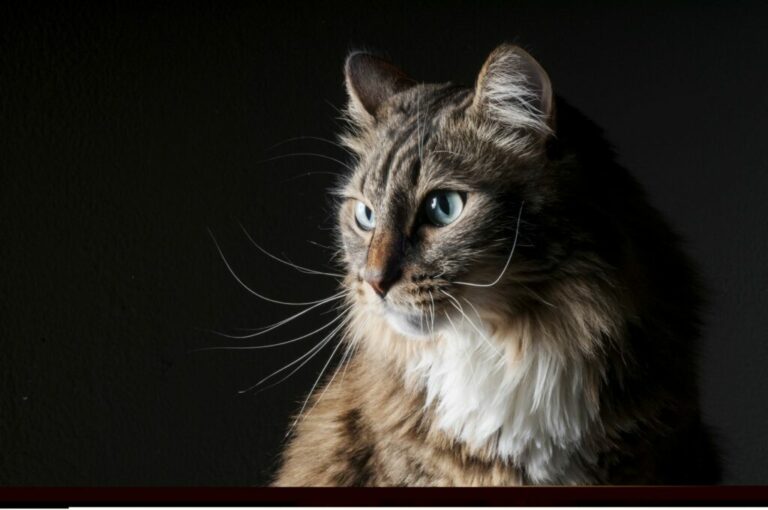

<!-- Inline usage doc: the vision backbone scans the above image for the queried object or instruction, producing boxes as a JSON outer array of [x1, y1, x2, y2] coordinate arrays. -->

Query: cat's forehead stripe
[[368, 113, 435, 196], [358, 87, 469, 203], [385, 132, 424, 194], [376, 123, 419, 193]]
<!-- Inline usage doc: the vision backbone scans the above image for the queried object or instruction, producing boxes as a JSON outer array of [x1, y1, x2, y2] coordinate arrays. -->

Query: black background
[[2, 2, 767, 485]]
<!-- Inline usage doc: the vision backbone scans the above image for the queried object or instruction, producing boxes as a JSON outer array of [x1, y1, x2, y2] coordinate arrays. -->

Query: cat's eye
[[425, 190, 465, 226], [354, 201, 376, 231]]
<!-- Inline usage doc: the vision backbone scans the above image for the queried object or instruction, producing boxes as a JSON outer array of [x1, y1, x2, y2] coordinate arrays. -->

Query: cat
[[272, 44, 720, 485]]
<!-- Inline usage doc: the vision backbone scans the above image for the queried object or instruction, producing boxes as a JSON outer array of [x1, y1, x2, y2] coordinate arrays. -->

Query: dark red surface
[[1, 487, 768, 506]]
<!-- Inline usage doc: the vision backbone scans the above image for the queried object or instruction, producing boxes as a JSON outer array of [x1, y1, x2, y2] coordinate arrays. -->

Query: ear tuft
[[472, 44, 554, 138], [344, 52, 416, 124]]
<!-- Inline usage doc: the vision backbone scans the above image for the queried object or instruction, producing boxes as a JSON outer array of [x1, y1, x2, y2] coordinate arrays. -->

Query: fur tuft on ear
[[472, 44, 554, 141], [344, 52, 416, 125]]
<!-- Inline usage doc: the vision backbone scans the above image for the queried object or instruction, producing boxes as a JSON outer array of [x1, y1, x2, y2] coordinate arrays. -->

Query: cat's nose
[[364, 269, 401, 298], [364, 231, 404, 298]]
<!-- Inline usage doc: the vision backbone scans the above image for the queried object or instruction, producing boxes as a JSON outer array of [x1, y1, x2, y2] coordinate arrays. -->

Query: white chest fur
[[404, 319, 598, 483]]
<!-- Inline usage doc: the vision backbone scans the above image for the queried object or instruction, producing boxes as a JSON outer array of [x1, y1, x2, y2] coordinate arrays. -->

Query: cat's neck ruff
[[403, 316, 598, 483]]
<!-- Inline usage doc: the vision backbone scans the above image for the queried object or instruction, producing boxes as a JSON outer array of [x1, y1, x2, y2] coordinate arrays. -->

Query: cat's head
[[335, 45, 564, 342]]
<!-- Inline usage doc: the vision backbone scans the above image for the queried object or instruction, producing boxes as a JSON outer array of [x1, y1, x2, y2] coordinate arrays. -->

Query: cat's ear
[[471, 44, 554, 140], [344, 52, 416, 124]]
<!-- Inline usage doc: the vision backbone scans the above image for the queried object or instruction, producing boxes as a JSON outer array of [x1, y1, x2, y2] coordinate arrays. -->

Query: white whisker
[[214, 293, 344, 339], [209, 229, 338, 306], [250, 340, 333, 396], [279, 171, 343, 184], [242, 338, 330, 395], [239, 223, 344, 278], [335, 339, 356, 388], [307, 240, 337, 251], [293, 333, 357, 434], [199, 311, 346, 348], [252, 311, 354, 395], [520, 282, 558, 309], [443, 310, 483, 381], [441, 289, 502, 358], [258, 152, 354, 172], [239, 313, 351, 394], [265, 135, 353, 156], [286, 328, 349, 437], [429, 290, 436, 338], [339, 329, 361, 388], [444, 309, 458, 335], [462, 296, 485, 324], [454, 201, 524, 288], [460, 295, 506, 366]]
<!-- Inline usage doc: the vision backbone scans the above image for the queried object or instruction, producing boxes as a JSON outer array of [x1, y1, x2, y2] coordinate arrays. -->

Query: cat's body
[[273, 45, 720, 485]]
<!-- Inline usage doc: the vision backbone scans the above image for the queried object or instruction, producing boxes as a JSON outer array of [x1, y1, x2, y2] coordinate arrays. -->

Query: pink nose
[[364, 230, 404, 298], [364, 269, 400, 298]]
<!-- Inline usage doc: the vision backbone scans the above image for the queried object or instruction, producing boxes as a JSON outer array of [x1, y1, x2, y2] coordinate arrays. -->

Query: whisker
[[323, 99, 347, 120], [307, 240, 334, 250], [335, 339, 356, 386], [444, 309, 458, 335], [444, 310, 483, 381], [286, 326, 349, 437], [441, 289, 502, 357], [210, 292, 344, 339], [278, 171, 343, 184], [257, 152, 354, 172], [519, 283, 558, 309], [198, 311, 346, 348], [265, 135, 352, 155], [238, 223, 344, 278], [238, 313, 351, 394], [462, 297, 486, 324], [428, 290, 436, 338], [252, 311, 354, 395], [249, 338, 333, 395], [454, 201, 524, 288], [291, 330, 357, 435], [460, 295, 506, 365], [338, 334, 359, 387], [209, 229, 339, 306]]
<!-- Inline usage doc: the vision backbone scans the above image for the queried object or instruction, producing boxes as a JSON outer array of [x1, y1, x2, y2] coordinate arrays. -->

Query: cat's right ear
[[471, 44, 554, 143], [344, 52, 416, 125]]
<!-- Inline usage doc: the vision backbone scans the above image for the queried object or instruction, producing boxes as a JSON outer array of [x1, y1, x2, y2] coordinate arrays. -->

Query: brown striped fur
[[273, 45, 720, 486]]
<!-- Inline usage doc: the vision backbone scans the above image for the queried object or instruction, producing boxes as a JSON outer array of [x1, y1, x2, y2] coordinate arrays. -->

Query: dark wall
[[2, 2, 767, 485]]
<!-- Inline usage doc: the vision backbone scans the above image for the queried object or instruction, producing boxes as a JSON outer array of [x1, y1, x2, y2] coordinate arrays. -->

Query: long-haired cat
[[272, 44, 720, 485]]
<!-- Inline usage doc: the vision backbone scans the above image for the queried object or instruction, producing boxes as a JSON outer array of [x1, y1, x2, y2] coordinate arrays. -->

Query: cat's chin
[[384, 308, 441, 340]]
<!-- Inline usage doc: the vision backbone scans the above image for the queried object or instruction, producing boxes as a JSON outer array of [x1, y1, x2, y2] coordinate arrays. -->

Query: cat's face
[[336, 46, 555, 340]]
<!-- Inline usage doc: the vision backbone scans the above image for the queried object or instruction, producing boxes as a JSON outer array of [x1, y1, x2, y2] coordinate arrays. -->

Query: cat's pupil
[[354, 200, 376, 230], [434, 195, 450, 215], [425, 190, 464, 226]]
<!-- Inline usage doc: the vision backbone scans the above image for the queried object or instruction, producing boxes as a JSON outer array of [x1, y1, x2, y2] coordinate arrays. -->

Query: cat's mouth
[[382, 303, 444, 339]]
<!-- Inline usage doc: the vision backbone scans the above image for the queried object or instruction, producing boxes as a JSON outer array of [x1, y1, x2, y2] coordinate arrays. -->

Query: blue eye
[[425, 190, 464, 226], [354, 201, 376, 231]]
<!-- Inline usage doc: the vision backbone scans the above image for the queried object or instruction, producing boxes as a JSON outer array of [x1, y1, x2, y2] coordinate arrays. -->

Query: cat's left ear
[[471, 44, 554, 140], [344, 52, 416, 125]]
